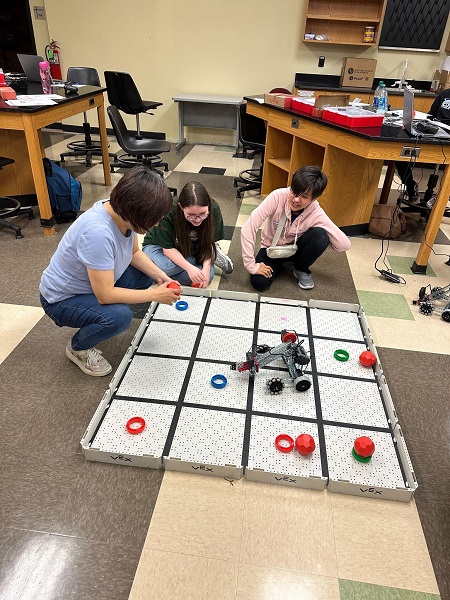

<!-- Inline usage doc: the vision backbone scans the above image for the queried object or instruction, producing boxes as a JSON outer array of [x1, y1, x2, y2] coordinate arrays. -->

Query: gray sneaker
[[66, 342, 112, 376], [214, 242, 233, 274], [293, 269, 314, 289]]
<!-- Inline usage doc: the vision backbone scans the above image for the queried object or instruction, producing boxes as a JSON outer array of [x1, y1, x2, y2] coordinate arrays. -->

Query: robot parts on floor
[[413, 284, 450, 322], [231, 330, 311, 393]]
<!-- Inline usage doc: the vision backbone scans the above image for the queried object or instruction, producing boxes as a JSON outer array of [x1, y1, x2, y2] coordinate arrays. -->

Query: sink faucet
[[394, 59, 408, 89]]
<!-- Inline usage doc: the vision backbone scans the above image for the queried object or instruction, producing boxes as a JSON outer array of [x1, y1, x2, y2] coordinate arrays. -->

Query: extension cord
[[380, 270, 401, 283]]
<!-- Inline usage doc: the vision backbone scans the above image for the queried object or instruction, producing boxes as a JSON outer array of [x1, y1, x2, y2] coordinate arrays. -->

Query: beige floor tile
[[0, 304, 44, 364], [330, 494, 440, 594], [236, 564, 339, 600], [240, 482, 337, 578], [129, 548, 238, 600], [144, 471, 246, 562]]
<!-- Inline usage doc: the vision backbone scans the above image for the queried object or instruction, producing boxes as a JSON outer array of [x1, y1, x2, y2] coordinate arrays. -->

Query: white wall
[[39, 0, 450, 143]]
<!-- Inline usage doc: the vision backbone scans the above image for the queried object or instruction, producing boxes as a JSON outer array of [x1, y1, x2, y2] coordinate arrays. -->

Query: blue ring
[[211, 374, 227, 389], [175, 300, 188, 311]]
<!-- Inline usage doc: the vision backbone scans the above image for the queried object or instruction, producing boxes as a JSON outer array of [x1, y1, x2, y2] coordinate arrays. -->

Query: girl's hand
[[187, 265, 207, 285], [256, 262, 273, 279]]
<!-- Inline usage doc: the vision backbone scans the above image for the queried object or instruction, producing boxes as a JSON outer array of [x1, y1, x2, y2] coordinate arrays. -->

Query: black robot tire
[[420, 302, 434, 315], [294, 376, 311, 392], [442, 310, 450, 322], [266, 378, 284, 394]]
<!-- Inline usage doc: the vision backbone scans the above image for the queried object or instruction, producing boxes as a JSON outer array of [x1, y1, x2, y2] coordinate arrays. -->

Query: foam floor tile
[[357, 290, 414, 319], [339, 579, 441, 600]]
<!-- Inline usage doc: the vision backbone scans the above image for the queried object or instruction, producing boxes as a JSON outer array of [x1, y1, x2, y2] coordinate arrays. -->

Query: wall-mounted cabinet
[[303, 0, 388, 46]]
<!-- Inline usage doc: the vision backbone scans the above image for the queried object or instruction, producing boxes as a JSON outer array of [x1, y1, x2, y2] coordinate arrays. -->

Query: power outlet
[[401, 146, 421, 158]]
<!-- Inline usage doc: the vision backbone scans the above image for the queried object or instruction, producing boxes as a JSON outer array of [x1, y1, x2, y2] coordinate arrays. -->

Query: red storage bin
[[291, 97, 315, 114], [322, 107, 383, 128]]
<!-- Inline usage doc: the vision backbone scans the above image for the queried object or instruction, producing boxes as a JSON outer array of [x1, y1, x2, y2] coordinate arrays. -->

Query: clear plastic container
[[39, 61, 52, 94], [372, 81, 388, 115]]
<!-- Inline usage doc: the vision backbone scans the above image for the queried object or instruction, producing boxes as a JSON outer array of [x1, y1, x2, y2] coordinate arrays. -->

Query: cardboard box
[[439, 70, 450, 91], [315, 94, 350, 108], [264, 93, 294, 108], [431, 70, 441, 93], [341, 58, 377, 88]]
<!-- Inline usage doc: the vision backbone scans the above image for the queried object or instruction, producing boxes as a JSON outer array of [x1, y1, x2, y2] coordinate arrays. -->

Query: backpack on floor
[[43, 158, 82, 223]]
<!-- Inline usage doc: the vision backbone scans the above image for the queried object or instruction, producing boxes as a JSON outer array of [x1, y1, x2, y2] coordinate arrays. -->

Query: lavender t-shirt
[[40, 200, 134, 303]]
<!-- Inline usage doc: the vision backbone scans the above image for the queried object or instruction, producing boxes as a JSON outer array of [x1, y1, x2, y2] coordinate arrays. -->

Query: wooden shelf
[[304, 0, 387, 46], [267, 157, 291, 172]]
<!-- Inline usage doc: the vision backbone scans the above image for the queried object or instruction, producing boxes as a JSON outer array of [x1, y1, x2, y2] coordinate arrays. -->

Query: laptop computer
[[17, 54, 45, 83], [403, 88, 450, 140]]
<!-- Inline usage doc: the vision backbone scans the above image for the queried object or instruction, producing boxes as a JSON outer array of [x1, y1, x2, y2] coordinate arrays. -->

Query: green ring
[[352, 448, 372, 463], [334, 349, 349, 362]]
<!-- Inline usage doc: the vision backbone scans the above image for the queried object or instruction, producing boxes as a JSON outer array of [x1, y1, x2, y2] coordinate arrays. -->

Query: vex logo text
[[110, 455, 132, 462], [192, 465, 213, 472], [275, 476, 297, 483], [360, 487, 382, 495]]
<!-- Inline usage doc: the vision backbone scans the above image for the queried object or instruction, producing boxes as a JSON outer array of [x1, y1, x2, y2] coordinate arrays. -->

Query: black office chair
[[60, 67, 117, 167], [104, 71, 162, 140], [0, 157, 35, 238], [233, 103, 267, 199], [107, 106, 176, 194]]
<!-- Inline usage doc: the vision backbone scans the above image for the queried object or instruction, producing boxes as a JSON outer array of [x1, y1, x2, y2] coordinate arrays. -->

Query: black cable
[[373, 204, 406, 283]]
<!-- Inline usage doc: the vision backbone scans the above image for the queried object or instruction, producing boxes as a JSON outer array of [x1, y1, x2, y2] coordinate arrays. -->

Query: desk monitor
[[17, 54, 45, 83], [403, 87, 450, 140], [402, 88, 414, 135]]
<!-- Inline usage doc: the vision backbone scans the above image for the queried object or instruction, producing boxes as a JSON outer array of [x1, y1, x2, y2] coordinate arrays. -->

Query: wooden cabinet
[[303, 0, 387, 46]]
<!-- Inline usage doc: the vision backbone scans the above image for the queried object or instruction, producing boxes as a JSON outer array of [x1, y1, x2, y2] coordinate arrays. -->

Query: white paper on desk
[[6, 95, 58, 106]]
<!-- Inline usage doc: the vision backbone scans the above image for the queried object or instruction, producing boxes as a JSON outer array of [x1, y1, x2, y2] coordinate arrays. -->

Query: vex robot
[[231, 330, 311, 393], [413, 284, 450, 322]]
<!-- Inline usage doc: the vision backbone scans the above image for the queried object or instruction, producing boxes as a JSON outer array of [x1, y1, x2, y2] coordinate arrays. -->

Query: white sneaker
[[293, 269, 314, 289], [66, 342, 112, 376], [214, 242, 233, 274]]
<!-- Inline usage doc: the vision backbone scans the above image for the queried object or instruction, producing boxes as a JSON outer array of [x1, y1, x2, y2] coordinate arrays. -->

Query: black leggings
[[250, 227, 329, 292]]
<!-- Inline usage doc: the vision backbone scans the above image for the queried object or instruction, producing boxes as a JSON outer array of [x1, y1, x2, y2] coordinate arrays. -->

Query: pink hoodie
[[241, 187, 351, 274]]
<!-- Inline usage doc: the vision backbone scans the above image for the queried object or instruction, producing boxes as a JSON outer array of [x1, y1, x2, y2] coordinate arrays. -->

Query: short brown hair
[[109, 166, 172, 234]]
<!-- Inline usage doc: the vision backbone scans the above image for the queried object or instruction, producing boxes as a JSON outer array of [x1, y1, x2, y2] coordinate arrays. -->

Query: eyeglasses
[[184, 210, 209, 223]]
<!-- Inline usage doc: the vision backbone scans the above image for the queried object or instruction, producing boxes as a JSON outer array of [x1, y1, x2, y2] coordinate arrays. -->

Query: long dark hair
[[110, 166, 172, 234], [175, 181, 215, 262]]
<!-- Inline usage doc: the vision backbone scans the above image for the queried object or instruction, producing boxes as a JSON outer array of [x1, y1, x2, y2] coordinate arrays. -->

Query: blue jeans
[[40, 265, 154, 351], [250, 227, 329, 292], [143, 244, 214, 286]]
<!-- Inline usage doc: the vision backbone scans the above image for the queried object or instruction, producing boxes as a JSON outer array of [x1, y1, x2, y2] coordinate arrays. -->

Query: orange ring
[[126, 416, 146, 435], [275, 433, 295, 453]]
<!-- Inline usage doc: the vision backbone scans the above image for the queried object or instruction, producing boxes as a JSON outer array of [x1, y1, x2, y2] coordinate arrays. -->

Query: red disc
[[167, 281, 181, 289], [295, 433, 316, 456], [354, 436, 375, 457], [275, 434, 295, 453], [191, 282, 200, 288], [126, 416, 146, 435], [359, 350, 377, 367]]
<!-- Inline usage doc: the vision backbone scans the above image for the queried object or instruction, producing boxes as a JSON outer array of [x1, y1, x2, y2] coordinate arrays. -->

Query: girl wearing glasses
[[142, 181, 233, 288]]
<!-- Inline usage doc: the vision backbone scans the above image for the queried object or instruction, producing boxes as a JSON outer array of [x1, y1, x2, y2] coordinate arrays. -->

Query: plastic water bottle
[[39, 61, 52, 94], [372, 81, 388, 115]]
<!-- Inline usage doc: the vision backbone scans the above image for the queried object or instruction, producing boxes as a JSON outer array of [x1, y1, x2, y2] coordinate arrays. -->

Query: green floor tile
[[238, 203, 257, 216], [339, 579, 440, 599], [357, 290, 414, 320], [386, 255, 436, 277]]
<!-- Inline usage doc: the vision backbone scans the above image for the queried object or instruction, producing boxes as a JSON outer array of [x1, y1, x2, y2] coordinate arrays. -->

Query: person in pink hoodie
[[241, 165, 351, 291]]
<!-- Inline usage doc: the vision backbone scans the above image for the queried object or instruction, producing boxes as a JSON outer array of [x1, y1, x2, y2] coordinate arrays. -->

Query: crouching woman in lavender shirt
[[241, 165, 351, 291], [39, 166, 181, 377]]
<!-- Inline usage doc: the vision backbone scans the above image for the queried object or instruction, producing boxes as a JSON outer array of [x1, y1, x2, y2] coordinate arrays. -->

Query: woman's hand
[[256, 262, 273, 279], [187, 265, 207, 286], [151, 282, 182, 305]]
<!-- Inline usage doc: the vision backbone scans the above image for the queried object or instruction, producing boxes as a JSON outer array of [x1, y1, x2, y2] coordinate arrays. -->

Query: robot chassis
[[230, 330, 311, 394], [413, 284, 450, 322]]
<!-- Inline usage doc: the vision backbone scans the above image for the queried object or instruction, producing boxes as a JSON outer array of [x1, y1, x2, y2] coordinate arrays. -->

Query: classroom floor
[[1, 130, 449, 600]]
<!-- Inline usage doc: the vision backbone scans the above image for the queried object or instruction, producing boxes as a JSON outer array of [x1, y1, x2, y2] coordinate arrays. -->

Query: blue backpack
[[43, 158, 82, 223]]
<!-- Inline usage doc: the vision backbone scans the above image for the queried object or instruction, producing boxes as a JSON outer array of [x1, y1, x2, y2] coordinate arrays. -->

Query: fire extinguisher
[[45, 40, 62, 80]]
